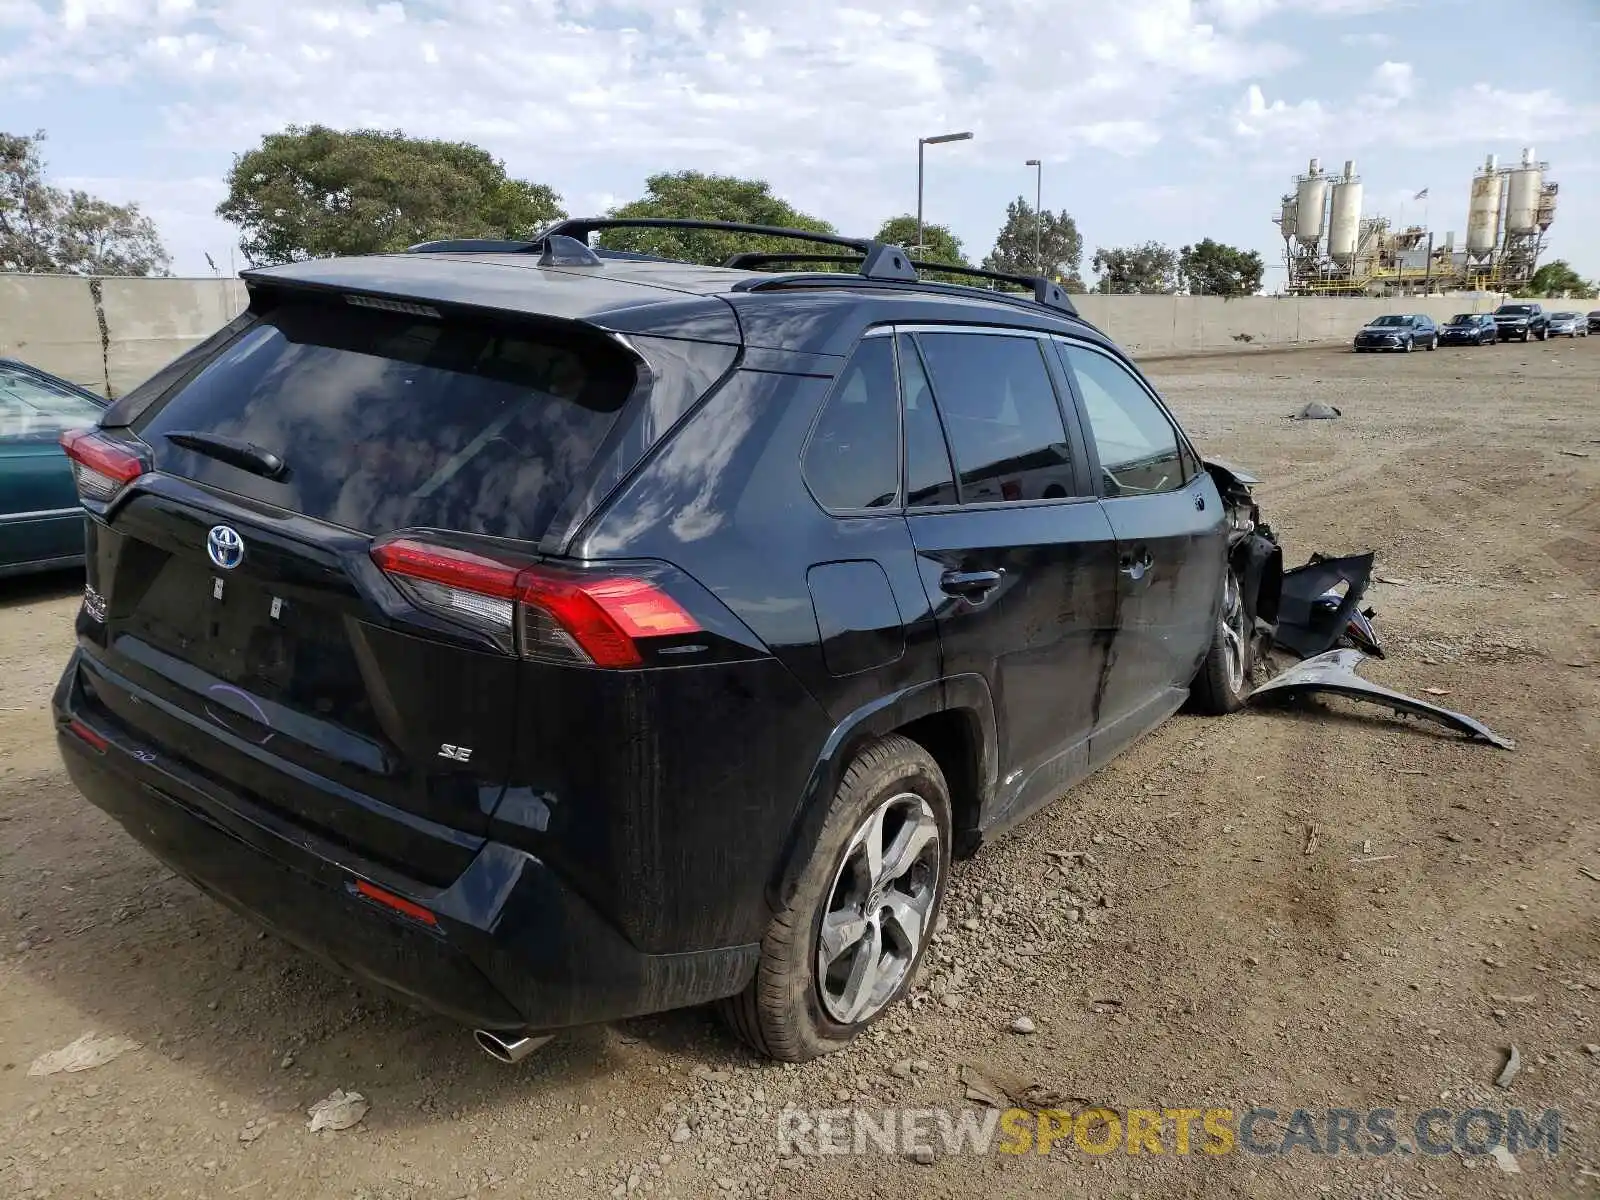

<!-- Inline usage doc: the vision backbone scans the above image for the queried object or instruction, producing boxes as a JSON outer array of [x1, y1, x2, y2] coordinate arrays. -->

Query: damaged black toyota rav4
[[54, 220, 1282, 1063]]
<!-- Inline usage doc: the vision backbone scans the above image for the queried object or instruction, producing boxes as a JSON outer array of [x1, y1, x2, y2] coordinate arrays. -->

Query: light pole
[[1025, 158, 1043, 275], [916, 131, 972, 254]]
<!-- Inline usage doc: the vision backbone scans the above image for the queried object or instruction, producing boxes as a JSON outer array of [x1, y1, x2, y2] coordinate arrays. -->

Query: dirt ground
[[2, 339, 1597, 1200]]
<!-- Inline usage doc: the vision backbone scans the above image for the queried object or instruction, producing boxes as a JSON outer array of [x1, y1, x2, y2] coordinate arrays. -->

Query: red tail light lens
[[353, 879, 437, 926], [371, 538, 701, 668], [60, 429, 146, 503]]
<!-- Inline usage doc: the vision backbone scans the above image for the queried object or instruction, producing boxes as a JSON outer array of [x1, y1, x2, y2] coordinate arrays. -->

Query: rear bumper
[[53, 650, 756, 1034]]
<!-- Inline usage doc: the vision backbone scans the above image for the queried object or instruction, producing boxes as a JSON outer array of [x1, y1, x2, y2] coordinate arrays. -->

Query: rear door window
[[0, 368, 103, 442], [897, 334, 957, 508], [134, 299, 635, 540], [915, 332, 1075, 504]]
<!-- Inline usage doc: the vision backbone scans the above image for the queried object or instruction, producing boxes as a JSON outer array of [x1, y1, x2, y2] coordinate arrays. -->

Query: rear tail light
[[60, 429, 146, 503], [371, 538, 700, 668], [65, 718, 109, 753]]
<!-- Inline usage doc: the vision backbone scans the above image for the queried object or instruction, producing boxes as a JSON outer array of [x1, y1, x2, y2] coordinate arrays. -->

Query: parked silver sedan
[[1547, 311, 1589, 338]]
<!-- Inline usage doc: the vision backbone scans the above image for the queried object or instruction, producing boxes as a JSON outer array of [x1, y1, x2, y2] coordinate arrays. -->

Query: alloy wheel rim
[[1219, 570, 1246, 694], [816, 792, 941, 1025]]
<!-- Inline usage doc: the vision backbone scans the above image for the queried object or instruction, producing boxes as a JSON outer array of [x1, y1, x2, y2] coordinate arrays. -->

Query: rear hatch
[[66, 287, 642, 883]]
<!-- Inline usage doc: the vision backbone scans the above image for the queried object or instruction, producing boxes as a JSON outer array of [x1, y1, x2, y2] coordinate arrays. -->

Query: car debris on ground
[[1247, 648, 1515, 750]]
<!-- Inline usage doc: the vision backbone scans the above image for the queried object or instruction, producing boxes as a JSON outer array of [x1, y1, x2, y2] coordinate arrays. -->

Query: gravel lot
[[2, 339, 1597, 1199]]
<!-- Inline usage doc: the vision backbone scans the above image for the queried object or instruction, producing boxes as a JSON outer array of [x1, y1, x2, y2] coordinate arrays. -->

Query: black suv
[[1492, 302, 1547, 342], [53, 220, 1282, 1063], [1438, 313, 1497, 346]]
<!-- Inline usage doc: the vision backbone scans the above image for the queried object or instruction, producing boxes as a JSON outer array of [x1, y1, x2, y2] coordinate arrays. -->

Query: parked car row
[[1355, 302, 1598, 351]]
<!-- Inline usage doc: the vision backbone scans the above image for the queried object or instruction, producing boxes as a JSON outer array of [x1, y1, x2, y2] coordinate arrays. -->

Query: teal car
[[1, 359, 107, 578]]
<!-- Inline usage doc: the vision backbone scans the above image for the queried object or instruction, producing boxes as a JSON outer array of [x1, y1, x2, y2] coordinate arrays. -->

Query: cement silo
[[1466, 154, 1500, 258], [1506, 146, 1543, 235], [1327, 160, 1363, 265], [1294, 158, 1329, 244]]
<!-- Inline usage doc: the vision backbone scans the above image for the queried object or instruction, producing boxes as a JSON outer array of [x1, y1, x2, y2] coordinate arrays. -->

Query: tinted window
[[1496, 305, 1533, 315], [1370, 315, 1406, 326], [897, 335, 956, 508], [1450, 314, 1474, 324], [802, 336, 899, 511], [1061, 344, 1185, 497], [0, 367, 103, 442], [135, 300, 634, 540], [916, 333, 1072, 504]]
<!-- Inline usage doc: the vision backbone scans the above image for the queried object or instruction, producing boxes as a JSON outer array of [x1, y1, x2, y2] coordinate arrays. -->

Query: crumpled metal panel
[[1247, 648, 1515, 750]]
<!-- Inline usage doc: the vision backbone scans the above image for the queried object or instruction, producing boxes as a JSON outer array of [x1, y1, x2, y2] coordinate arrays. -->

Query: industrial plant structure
[[1274, 150, 1558, 295]]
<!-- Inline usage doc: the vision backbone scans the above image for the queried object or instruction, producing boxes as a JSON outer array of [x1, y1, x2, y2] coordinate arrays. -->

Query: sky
[[3, 0, 1598, 284]]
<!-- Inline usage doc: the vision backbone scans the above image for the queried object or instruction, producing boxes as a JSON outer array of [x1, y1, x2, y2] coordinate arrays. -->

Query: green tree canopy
[[981, 198, 1084, 290], [1, 130, 170, 276], [1178, 238, 1265, 297], [1525, 260, 1596, 299], [216, 125, 564, 265], [1092, 242, 1180, 294], [596, 172, 834, 266], [874, 215, 967, 266]]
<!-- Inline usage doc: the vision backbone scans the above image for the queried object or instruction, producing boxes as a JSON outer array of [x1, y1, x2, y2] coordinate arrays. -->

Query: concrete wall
[[0, 274, 1509, 397], [0, 275, 246, 398]]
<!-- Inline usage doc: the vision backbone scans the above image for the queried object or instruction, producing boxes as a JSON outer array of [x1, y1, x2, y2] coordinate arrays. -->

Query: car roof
[[243, 250, 1110, 358]]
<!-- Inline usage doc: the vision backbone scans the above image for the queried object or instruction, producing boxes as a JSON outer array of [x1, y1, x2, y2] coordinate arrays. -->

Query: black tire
[[1403, 337, 1414, 353], [719, 734, 951, 1062], [1190, 568, 1252, 715], [1427, 334, 1437, 350]]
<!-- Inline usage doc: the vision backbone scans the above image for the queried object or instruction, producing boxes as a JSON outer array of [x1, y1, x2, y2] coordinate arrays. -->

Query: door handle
[[940, 569, 1003, 599], [1119, 550, 1154, 581]]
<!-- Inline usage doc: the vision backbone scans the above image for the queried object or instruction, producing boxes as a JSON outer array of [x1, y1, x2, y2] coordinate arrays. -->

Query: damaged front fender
[[1246, 648, 1515, 750]]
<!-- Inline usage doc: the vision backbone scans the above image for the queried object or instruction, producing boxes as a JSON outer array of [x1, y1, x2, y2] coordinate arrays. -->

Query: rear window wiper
[[165, 430, 289, 481]]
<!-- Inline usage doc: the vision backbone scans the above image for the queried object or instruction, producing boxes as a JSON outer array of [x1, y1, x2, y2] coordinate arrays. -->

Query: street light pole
[[1026, 158, 1043, 275], [916, 131, 973, 254]]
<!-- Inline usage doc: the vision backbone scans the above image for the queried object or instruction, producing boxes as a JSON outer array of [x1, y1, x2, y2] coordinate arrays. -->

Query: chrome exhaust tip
[[473, 1030, 552, 1064]]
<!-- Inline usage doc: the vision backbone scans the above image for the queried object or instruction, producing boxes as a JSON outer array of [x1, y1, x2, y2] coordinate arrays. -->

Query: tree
[[1092, 242, 1180, 294], [597, 172, 833, 265], [874, 215, 967, 266], [1, 131, 170, 276], [1525, 260, 1596, 299], [216, 126, 565, 265], [981, 197, 1084, 290], [1178, 238, 1264, 297]]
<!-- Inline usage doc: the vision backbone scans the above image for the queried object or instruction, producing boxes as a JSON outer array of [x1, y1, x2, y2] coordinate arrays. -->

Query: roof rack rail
[[407, 218, 1077, 317], [539, 218, 919, 283], [407, 238, 540, 254]]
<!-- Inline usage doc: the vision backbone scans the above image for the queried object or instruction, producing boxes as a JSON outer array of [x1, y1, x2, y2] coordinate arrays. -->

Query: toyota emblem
[[206, 525, 245, 570]]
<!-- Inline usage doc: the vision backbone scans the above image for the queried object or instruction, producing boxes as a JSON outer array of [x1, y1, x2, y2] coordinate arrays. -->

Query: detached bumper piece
[[1274, 551, 1380, 659], [1246, 648, 1515, 750]]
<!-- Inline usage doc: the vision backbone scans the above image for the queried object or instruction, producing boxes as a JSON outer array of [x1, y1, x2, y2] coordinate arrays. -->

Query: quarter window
[[916, 333, 1074, 504], [802, 336, 899, 511], [1060, 344, 1185, 498]]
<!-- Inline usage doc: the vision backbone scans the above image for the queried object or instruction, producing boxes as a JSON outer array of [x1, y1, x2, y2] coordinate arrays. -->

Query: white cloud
[[1372, 60, 1414, 102]]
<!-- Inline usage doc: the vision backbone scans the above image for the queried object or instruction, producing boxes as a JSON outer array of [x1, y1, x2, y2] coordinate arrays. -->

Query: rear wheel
[[720, 735, 950, 1062], [1190, 568, 1252, 715]]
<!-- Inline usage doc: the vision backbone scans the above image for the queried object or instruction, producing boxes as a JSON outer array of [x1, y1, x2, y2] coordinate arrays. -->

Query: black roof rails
[[539, 218, 918, 283], [407, 218, 1077, 317]]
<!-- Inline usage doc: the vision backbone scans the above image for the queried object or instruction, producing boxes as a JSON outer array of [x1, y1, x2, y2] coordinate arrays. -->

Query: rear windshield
[[135, 300, 635, 539]]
